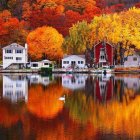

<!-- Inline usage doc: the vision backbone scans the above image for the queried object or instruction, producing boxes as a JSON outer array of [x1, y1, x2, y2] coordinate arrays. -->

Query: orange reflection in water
[[21, 109, 97, 140], [66, 78, 140, 139], [90, 95, 140, 139], [0, 101, 20, 128], [27, 83, 65, 119]]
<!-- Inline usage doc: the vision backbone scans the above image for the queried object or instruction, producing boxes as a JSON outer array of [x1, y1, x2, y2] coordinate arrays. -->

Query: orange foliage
[[21, 1, 101, 36], [0, 10, 27, 47], [27, 83, 65, 119], [27, 26, 64, 60]]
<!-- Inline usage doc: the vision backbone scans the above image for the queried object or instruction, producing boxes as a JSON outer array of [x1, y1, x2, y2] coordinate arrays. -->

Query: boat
[[65, 67, 73, 74], [90, 66, 114, 74]]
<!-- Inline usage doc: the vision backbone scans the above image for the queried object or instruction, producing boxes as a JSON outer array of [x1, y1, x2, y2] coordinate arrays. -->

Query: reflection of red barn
[[94, 76, 113, 102], [94, 42, 114, 67]]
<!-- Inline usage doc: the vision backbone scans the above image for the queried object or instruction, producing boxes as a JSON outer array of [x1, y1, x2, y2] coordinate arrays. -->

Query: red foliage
[[135, 3, 140, 8]]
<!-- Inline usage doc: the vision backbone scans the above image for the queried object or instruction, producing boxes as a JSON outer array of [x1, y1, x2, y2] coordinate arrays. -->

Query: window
[[5, 49, 12, 53], [4, 57, 13, 59], [124, 57, 127, 61], [16, 49, 23, 53], [63, 61, 69, 64], [32, 64, 38, 67], [101, 56, 105, 59], [133, 57, 137, 61], [16, 57, 22, 60], [71, 78, 75, 83], [78, 61, 80, 64], [81, 61, 83, 64], [44, 63, 49, 65]]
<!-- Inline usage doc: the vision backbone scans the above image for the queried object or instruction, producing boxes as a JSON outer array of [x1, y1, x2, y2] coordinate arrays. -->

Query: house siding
[[94, 42, 114, 66], [3, 43, 28, 69], [62, 55, 85, 68], [124, 54, 140, 67]]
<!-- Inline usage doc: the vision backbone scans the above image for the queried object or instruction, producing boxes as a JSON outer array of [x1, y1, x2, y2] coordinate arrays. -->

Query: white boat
[[90, 66, 114, 74]]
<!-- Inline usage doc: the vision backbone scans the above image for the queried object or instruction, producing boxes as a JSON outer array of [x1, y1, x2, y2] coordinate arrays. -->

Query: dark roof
[[2, 43, 25, 50]]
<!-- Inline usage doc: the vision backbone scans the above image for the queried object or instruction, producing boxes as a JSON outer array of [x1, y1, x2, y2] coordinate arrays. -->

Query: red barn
[[94, 42, 114, 67]]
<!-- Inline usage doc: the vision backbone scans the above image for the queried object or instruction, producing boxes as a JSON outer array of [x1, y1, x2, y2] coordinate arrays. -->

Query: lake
[[0, 73, 140, 140]]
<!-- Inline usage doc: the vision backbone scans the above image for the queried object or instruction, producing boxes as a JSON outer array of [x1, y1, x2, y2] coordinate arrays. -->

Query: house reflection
[[124, 77, 140, 91], [115, 75, 140, 91], [3, 74, 28, 102], [28, 74, 53, 86], [62, 74, 88, 90], [93, 74, 114, 102]]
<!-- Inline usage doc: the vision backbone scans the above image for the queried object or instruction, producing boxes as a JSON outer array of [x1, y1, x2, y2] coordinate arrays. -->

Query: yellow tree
[[27, 26, 64, 60], [63, 21, 94, 54], [89, 7, 140, 62]]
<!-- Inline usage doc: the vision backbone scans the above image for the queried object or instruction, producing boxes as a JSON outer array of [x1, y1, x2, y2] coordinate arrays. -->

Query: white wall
[[30, 60, 51, 69], [62, 55, 85, 68], [30, 62, 42, 69], [3, 45, 28, 69]]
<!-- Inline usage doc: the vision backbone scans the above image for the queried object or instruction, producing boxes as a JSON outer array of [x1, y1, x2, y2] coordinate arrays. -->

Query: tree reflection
[[65, 74, 140, 138], [1, 74, 140, 139], [0, 101, 22, 128], [27, 83, 66, 119]]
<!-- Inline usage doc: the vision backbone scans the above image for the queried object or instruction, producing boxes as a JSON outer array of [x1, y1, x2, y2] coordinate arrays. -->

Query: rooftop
[[2, 43, 25, 50], [63, 55, 85, 59]]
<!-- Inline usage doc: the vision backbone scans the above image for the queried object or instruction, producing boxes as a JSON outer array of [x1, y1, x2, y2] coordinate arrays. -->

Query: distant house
[[30, 59, 52, 69], [94, 42, 114, 67], [124, 54, 140, 67], [62, 55, 86, 69], [2, 43, 28, 69]]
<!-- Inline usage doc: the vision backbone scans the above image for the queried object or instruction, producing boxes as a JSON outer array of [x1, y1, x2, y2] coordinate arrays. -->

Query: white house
[[3, 74, 28, 102], [30, 59, 52, 69], [2, 43, 28, 69], [124, 54, 140, 67], [62, 55, 86, 69]]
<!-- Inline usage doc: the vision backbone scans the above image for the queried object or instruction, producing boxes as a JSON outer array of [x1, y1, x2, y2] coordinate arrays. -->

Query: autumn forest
[[1, 0, 140, 60]]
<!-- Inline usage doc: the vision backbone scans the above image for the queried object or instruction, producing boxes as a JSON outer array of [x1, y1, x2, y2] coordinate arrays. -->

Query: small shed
[[30, 59, 52, 69], [124, 54, 140, 67]]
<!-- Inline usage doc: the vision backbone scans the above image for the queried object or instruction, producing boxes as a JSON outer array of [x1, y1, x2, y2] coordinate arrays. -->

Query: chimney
[[25, 43, 28, 49]]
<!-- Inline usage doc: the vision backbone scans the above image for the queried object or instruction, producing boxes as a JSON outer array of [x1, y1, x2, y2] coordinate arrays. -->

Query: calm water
[[0, 73, 140, 140]]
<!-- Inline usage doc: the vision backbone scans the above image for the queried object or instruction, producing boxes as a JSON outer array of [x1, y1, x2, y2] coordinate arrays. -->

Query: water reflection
[[0, 74, 140, 139], [62, 74, 87, 90], [28, 74, 53, 86], [3, 74, 28, 102]]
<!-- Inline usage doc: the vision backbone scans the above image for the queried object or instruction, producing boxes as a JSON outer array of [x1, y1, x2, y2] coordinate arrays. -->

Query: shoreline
[[0, 68, 140, 74]]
